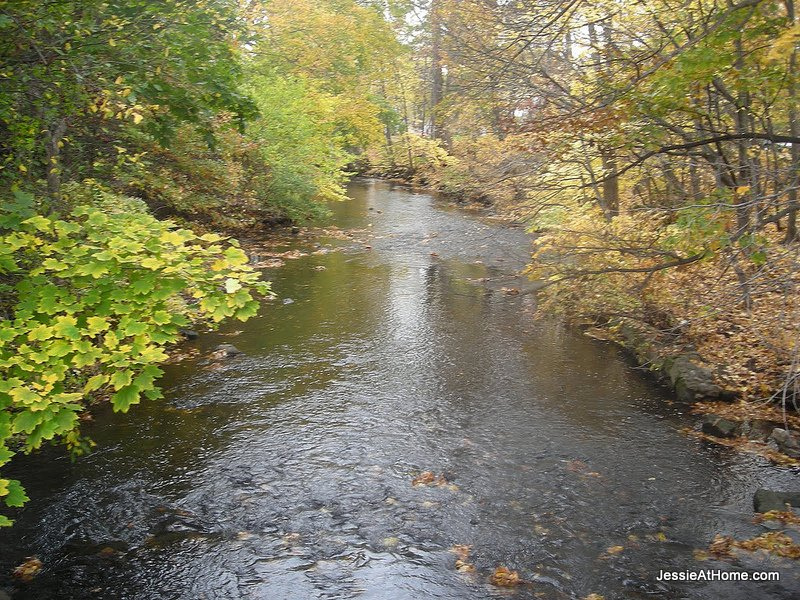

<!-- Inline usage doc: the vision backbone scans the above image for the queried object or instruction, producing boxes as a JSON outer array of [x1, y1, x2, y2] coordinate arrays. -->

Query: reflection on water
[[1, 179, 799, 599]]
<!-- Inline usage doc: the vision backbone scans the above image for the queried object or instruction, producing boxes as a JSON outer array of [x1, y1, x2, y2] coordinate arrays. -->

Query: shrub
[[0, 187, 270, 525]]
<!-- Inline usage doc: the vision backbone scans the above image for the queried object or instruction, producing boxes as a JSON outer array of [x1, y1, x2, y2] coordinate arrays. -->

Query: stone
[[701, 415, 739, 438], [740, 419, 775, 442], [666, 354, 722, 402], [754, 489, 800, 513], [768, 428, 800, 458], [210, 344, 243, 359], [179, 329, 199, 340]]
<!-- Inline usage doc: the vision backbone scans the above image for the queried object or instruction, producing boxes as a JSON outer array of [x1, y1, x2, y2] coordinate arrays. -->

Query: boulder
[[754, 489, 800, 513], [210, 344, 243, 360], [179, 329, 199, 340], [701, 415, 740, 438], [740, 419, 775, 442], [768, 428, 800, 458], [665, 354, 723, 401]]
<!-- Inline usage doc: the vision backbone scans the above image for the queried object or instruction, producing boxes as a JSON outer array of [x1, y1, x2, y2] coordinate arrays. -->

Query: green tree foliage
[[0, 0, 406, 525], [0, 0, 255, 204]]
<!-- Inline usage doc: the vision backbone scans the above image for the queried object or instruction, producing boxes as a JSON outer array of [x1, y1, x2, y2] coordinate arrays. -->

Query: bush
[[0, 186, 270, 525]]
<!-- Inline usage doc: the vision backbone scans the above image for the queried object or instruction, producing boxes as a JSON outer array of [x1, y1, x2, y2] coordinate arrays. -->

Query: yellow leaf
[[225, 278, 242, 293]]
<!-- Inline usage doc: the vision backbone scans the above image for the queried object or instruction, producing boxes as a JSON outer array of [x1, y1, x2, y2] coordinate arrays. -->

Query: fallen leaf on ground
[[412, 471, 436, 486], [411, 471, 449, 487], [754, 510, 800, 526], [455, 559, 476, 573], [490, 566, 521, 587], [705, 530, 800, 560], [13, 557, 43, 582]]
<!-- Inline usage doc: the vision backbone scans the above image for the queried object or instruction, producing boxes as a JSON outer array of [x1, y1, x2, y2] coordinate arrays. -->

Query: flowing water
[[1, 179, 799, 599]]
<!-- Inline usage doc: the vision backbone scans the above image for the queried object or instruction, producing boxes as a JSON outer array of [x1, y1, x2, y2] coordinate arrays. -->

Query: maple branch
[[536, 251, 708, 288]]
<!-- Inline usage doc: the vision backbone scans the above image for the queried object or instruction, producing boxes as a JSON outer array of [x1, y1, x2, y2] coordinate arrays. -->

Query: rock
[[151, 514, 208, 536], [0, 589, 11, 600], [179, 329, 199, 340], [754, 489, 800, 513], [740, 419, 775, 442], [701, 415, 740, 438], [768, 428, 800, 458], [210, 344, 243, 359], [665, 354, 723, 402], [282, 298, 294, 305]]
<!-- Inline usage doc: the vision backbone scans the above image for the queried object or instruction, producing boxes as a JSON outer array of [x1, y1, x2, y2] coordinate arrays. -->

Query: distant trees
[[0, 0, 402, 524], [373, 0, 800, 404]]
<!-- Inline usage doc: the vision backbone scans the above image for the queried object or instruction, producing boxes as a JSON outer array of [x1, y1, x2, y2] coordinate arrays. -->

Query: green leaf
[[130, 276, 156, 295], [0, 446, 14, 468], [86, 316, 110, 334], [9, 386, 40, 405], [141, 257, 163, 270], [111, 385, 141, 412], [51, 407, 78, 433], [133, 365, 162, 390], [84, 374, 108, 393], [223, 247, 248, 266], [77, 262, 109, 278], [124, 322, 148, 336], [27, 325, 53, 342], [152, 310, 172, 325], [3, 480, 28, 508], [53, 316, 81, 340], [12, 410, 42, 434], [110, 369, 133, 390]]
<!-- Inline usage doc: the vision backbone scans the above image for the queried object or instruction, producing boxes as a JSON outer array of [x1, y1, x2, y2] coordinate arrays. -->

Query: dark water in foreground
[[1, 179, 799, 599]]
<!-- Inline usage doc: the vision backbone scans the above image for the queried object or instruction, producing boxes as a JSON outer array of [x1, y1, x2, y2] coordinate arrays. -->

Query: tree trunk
[[429, 0, 445, 142], [785, 0, 799, 242], [734, 35, 753, 235], [45, 117, 68, 215], [601, 148, 620, 218]]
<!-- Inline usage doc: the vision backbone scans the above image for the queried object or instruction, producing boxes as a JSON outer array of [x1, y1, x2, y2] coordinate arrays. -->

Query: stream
[[1, 179, 799, 599]]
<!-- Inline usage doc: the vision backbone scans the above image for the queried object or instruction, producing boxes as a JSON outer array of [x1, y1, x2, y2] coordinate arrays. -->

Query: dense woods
[[2, 0, 800, 523]]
